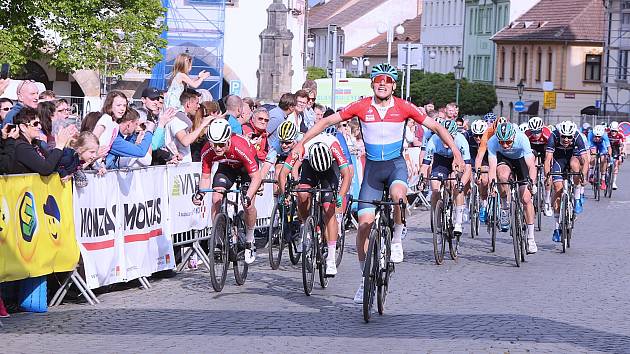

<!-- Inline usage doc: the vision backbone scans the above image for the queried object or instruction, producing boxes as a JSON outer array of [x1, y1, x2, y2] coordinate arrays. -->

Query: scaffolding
[[150, 0, 225, 100], [602, 0, 630, 117]]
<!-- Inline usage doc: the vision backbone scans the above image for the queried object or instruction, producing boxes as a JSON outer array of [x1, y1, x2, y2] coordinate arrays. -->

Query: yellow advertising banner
[[544, 91, 557, 109], [0, 174, 79, 282]]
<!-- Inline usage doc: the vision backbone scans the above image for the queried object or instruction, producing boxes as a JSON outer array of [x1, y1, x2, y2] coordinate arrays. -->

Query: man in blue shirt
[[266, 93, 296, 147], [2, 80, 39, 128], [224, 95, 243, 135]]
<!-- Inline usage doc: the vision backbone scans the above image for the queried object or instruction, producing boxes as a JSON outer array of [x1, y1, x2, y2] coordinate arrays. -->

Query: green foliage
[[0, 0, 167, 75], [306, 67, 327, 80], [403, 70, 497, 116]]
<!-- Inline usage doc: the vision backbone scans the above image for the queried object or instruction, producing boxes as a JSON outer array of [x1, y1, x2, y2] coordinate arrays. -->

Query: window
[[624, 13, 630, 25], [617, 50, 629, 80], [486, 8, 493, 33], [497, 5, 504, 31], [623, 0, 630, 9], [522, 48, 528, 81], [536, 49, 542, 81], [499, 47, 506, 80], [585, 54, 602, 81], [547, 51, 553, 81], [469, 8, 474, 33], [510, 48, 516, 80]]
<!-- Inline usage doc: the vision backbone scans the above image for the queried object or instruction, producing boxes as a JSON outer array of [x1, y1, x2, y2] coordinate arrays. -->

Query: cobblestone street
[[2, 165, 630, 353]]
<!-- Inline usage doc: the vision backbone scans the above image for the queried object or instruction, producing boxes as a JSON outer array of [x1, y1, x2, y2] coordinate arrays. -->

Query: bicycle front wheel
[[301, 217, 316, 295], [377, 223, 392, 315], [233, 212, 248, 286], [432, 199, 446, 265], [268, 202, 285, 270], [469, 188, 478, 239], [363, 228, 379, 323], [336, 213, 346, 268], [288, 203, 302, 265], [509, 201, 521, 267], [560, 194, 570, 253], [209, 213, 230, 292]]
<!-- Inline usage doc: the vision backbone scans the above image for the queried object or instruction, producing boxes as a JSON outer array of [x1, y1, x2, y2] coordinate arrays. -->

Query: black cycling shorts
[[496, 153, 529, 184], [213, 164, 251, 190], [299, 160, 339, 203]]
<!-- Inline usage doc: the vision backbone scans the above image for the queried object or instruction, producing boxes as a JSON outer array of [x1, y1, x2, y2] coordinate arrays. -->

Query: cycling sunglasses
[[213, 142, 227, 148], [560, 135, 574, 141], [498, 139, 514, 146], [372, 75, 395, 84], [280, 140, 294, 145]]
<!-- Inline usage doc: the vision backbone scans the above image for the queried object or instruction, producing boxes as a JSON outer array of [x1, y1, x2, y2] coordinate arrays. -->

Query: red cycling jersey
[[608, 131, 625, 147], [241, 122, 269, 161], [201, 135, 259, 175], [524, 126, 552, 145]]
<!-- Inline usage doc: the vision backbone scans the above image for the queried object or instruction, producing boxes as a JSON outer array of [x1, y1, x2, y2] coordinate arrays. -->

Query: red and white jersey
[[339, 96, 426, 161], [284, 133, 349, 170], [525, 126, 552, 146], [608, 130, 625, 147], [201, 135, 259, 174], [241, 122, 269, 161]]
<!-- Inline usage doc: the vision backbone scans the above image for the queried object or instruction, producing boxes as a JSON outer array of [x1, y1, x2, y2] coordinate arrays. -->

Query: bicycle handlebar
[[348, 195, 405, 207], [198, 188, 242, 194]]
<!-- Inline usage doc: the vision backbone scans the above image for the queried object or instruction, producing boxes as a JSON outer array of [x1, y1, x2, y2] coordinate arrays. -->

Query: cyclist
[[474, 115, 508, 172], [608, 121, 625, 190], [261, 120, 301, 180], [519, 122, 528, 132], [192, 119, 263, 264], [278, 132, 352, 276], [544, 121, 589, 242], [465, 119, 490, 222], [588, 124, 612, 191], [488, 122, 539, 253], [524, 116, 553, 217], [420, 119, 472, 235], [291, 63, 464, 303]]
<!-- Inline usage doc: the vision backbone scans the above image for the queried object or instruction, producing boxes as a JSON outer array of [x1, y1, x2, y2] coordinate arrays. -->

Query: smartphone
[[6, 124, 15, 131], [0, 64, 9, 79]]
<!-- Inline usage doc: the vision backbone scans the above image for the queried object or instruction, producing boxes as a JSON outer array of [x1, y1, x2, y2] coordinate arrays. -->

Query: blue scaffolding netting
[[150, 0, 225, 100]]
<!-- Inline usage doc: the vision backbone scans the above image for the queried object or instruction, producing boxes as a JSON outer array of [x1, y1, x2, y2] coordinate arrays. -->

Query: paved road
[[2, 165, 630, 353]]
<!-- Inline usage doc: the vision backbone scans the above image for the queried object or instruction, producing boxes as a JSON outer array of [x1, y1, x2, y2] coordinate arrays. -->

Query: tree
[[0, 0, 166, 76], [306, 67, 327, 81]]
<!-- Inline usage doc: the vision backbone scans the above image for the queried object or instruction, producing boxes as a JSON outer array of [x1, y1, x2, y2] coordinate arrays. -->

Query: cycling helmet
[[435, 117, 444, 125], [442, 119, 459, 136], [207, 118, 232, 143], [308, 142, 333, 172], [528, 116, 544, 131], [610, 121, 620, 131], [495, 122, 517, 141], [582, 122, 591, 131], [324, 125, 338, 135], [470, 120, 488, 135], [557, 121, 577, 136], [278, 120, 298, 141], [370, 63, 399, 81], [483, 112, 497, 123], [593, 124, 606, 137], [496, 116, 508, 125], [519, 123, 528, 132]]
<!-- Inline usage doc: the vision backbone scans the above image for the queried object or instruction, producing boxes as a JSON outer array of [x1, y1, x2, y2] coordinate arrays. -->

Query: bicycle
[[423, 174, 462, 265], [591, 152, 602, 201], [492, 178, 530, 267], [352, 192, 405, 323], [605, 156, 616, 198], [549, 170, 582, 253], [289, 184, 336, 296], [201, 178, 250, 292], [486, 183, 501, 253], [468, 169, 485, 239], [534, 161, 546, 231], [267, 177, 302, 270]]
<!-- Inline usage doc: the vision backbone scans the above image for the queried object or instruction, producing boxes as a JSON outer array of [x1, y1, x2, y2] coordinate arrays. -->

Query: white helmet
[[308, 142, 333, 172], [519, 122, 528, 132], [207, 118, 232, 143], [557, 121, 577, 136], [470, 120, 488, 135], [610, 121, 620, 131], [528, 116, 544, 131], [593, 124, 606, 137]]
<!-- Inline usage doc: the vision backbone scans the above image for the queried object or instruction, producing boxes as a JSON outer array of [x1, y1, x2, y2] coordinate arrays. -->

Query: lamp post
[[352, 56, 370, 76], [306, 36, 315, 64], [517, 79, 525, 101], [454, 60, 464, 105], [377, 21, 405, 64]]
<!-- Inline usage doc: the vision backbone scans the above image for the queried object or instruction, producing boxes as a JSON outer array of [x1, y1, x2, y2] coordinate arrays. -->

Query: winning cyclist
[[420, 119, 472, 235], [544, 121, 589, 242], [278, 132, 352, 276], [524, 116, 553, 217], [588, 124, 612, 191], [291, 63, 464, 303], [465, 119, 490, 222], [488, 122, 539, 253], [608, 121, 625, 190], [192, 119, 263, 264]]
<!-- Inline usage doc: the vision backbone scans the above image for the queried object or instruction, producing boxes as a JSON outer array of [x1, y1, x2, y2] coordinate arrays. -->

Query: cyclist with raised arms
[[488, 122, 539, 253], [545, 121, 589, 242], [291, 63, 464, 303], [192, 119, 263, 264], [278, 132, 352, 276], [524, 116, 553, 217], [465, 119, 490, 222], [420, 119, 472, 235], [608, 121, 625, 190], [588, 124, 612, 191]]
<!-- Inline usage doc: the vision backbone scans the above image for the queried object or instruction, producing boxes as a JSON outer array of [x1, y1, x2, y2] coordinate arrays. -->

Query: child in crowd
[[163, 53, 210, 111], [56, 131, 104, 187], [93, 91, 127, 158]]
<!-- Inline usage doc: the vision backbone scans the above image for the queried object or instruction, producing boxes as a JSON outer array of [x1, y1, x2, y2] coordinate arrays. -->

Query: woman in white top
[[93, 91, 127, 157]]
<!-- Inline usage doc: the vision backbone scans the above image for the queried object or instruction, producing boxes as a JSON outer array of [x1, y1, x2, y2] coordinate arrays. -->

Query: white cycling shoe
[[390, 242, 404, 263], [353, 279, 364, 304]]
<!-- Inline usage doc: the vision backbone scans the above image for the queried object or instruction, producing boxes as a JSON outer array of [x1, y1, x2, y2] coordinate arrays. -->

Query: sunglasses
[[561, 135, 574, 140], [308, 97, 315, 102], [280, 140, 294, 145], [1, 107, 12, 112], [530, 129, 542, 135], [149, 96, 163, 101], [27, 120, 42, 128], [296, 100, 308, 106], [340, 123, 348, 127], [213, 142, 227, 148], [473, 134, 483, 138], [372, 75, 395, 84], [498, 140, 514, 146]]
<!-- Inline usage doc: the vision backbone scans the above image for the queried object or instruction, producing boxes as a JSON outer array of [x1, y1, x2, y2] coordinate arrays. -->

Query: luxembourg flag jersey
[[339, 96, 427, 161]]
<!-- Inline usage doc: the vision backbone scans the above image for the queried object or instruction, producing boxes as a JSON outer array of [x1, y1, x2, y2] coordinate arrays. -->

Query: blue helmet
[[324, 125, 338, 135], [370, 63, 398, 81], [483, 112, 496, 124], [495, 122, 517, 141], [441, 119, 459, 136]]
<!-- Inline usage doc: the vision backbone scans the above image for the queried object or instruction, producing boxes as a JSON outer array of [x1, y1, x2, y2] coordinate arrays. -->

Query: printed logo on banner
[[123, 198, 162, 231], [80, 205, 117, 238], [0, 197, 9, 244], [43, 195, 61, 245], [18, 190, 39, 261], [171, 172, 200, 197]]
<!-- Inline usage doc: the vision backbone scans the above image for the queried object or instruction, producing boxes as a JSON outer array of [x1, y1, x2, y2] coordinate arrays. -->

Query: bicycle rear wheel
[[377, 224, 392, 315], [509, 200, 521, 267], [593, 163, 601, 201], [317, 227, 328, 289], [336, 213, 346, 268], [288, 203, 302, 265], [560, 194, 569, 253], [209, 213, 230, 292], [301, 217, 316, 295], [469, 187, 478, 239], [233, 212, 248, 285], [605, 166, 614, 198], [432, 199, 446, 265], [487, 196, 497, 253], [363, 228, 379, 323], [268, 203, 285, 270]]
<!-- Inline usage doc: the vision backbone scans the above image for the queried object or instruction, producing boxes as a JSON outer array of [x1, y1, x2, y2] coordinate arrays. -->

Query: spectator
[[0, 124, 19, 174], [267, 93, 296, 147], [224, 95, 243, 134], [164, 53, 209, 111], [36, 101, 55, 143], [106, 108, 154, 168], [302, 87, 317, 129], [137, 87, 163, 123], [289, 89, 309, 133], [191, 100, 220, 162], [242, 107, 270, 161], [80, 112, 103, 133], [163, 90, 212, 163], [39, 90, 56, 102], [93, 91, 127, 157], [2, 80, 39, 127], [56, 131, 102, 184], [0, 98, 13, 124], [9, 107, 76, 175], [241, 97, 255, 125]]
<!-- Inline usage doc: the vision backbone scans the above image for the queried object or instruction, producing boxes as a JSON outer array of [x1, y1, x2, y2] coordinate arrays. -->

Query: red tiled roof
[[308, 0, 383, 29], [342, 15, 421, 57], [492, 0, 604, 43]]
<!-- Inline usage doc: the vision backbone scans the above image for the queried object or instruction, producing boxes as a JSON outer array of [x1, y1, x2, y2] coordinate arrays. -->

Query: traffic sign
[[619, 121, 630, 137], [514, 101, 525, 112], [595, 99, 601, 109], [543, 91, 556, 109], [229, 80, 241, 96]]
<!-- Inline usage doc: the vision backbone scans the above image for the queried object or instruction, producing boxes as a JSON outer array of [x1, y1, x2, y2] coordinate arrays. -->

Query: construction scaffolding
[[150, 0, 225, 100], [602, 0, 630, 117]]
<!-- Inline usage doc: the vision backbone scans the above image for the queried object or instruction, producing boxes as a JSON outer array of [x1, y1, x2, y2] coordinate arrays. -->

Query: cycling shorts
[[299, 160, 339, 203], [213, 164, 251, 190], [431, 154, 454, 179], [590, 143, 608, 155], [358, 157, 408, 215], [612, 145, 621, 159], [496, 153, 529, 185], [531, 144, 546, 159]]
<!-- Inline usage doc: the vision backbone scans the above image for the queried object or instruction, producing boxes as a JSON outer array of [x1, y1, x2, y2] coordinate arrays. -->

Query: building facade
[[491, 0, 604, 122], [601, 0, 630, 117], [421, 0, 465, 74]]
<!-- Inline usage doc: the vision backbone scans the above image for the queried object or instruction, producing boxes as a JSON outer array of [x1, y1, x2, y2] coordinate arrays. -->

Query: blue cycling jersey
[[546, 130, 587, 157], [487, 128, 533, 160], [423, 132, 471, 165], [587, 131, 611, 150]]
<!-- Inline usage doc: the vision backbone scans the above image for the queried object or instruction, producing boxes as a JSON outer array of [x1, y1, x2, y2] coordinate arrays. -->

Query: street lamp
[[352, 56, 370, 76], [306, 36, 315, 63], [516, 79, 525, 101], [377, 21, 405, 64], [454, 60, 464, 105]]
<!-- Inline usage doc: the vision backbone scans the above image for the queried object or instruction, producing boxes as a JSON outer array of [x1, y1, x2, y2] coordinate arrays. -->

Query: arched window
[[536, 47, 542, 81], [510, 47, 516, 80], [522, 47, 528, 81], [499, 101, 504, 116], [499, 47, 506, 80]]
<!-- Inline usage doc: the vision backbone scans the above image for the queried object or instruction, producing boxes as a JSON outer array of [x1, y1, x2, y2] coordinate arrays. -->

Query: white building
[[421, 0, 465, 74]]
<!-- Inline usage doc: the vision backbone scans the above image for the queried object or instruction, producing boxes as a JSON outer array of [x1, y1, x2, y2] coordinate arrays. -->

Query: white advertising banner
[[404, 147, 423, 193], [166, 163, 211, 233]]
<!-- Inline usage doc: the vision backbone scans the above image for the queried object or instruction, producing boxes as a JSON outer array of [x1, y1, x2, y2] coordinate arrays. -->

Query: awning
[[580, 106, 600, 115], [518, 100, 539, 116]]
